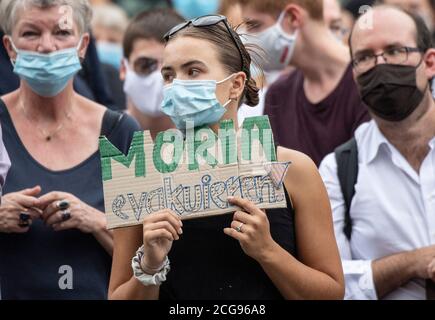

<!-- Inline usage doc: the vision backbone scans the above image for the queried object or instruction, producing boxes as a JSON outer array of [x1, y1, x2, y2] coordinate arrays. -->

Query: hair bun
[[244, 77, 260, 106]]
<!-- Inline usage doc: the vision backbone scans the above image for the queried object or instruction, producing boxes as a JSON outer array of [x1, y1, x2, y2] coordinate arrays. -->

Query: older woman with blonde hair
[[0, 0, 139, 299]]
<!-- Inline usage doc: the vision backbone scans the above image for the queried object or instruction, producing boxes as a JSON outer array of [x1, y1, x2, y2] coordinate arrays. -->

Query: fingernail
[[179, 220, 183, 227], [227, 196, 234, 201], [178, 228, 183, 235]]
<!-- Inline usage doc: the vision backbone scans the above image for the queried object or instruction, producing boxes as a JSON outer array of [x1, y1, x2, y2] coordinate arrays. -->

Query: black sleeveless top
[[0, 100, 140, 299], [160, 177, 297, 299]]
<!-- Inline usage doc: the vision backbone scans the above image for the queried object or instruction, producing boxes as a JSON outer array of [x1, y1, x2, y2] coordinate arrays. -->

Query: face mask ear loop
[[76, 35, 86, 59], [217, 74, 237, 109], [276, 11, 298, 41], [277, 11, 287, 25], [277, 11, 292, 35], [222, 99, 233, 108], [7, 37, 19, 54], [275, 11, 298, 67], [216, 73, 236, 85], [6, 36, 19, 66], [77, 36, 84, 50], [414, 55, 429, 95]]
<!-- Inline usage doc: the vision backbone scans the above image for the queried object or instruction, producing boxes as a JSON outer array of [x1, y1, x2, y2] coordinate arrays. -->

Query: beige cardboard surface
[[100, 116, 288, 229]]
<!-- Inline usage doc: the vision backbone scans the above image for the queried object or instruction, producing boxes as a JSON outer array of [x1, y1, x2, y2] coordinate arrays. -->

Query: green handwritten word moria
[[99, 116, 287, 229]]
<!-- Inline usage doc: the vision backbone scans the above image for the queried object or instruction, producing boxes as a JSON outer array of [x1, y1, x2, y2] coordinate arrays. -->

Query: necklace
[[20, 100, 73, 142]]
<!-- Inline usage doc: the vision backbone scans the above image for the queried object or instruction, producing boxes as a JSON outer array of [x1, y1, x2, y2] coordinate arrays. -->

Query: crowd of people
[[0, 0, 434, 300]]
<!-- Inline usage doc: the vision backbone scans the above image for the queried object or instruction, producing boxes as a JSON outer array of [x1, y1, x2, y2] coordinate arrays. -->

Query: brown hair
[[218, 0, 238, 15], [166, 22, 260, 107], [239, 0, 324, 21], [123, 8, 184, 59]]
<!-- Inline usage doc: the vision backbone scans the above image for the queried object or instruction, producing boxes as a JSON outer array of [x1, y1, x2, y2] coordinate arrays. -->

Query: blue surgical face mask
[[9, 37, 83, 97], [97, 41, 123, 70], [161, 74, 234, 129], [172, 0, 220, 20]]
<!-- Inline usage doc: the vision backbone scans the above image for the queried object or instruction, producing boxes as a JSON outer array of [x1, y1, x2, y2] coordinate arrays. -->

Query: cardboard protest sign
[[99, 116, 290, 229]]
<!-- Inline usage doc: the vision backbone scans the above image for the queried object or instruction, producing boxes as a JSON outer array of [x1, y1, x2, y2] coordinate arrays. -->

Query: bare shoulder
[[277, 148, 327, 209], [277, 146, 319, 183], [1, 90, 20, 108], [75, 93, 107, 126], [76, 93, 107, 113]]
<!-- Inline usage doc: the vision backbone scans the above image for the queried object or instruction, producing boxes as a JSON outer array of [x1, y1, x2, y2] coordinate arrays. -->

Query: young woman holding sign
[[109, 15, 344, 300]]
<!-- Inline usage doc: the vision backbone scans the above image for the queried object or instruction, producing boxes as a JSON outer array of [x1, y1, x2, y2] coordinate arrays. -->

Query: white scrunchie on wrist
[[131, 245, 170, 286]]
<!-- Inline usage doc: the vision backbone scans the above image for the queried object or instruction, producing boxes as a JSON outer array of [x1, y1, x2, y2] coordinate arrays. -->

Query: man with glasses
[[319, 5, 435, 299]]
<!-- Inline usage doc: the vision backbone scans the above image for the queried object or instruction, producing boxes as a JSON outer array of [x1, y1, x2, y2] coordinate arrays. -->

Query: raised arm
[[108, 210, 183, 300]]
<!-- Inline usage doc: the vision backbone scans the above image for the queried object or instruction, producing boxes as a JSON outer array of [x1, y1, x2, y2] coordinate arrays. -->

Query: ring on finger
[[19, 212, 31, 222], [61, 210, 71, 222], [57, 200, 70, 211], [235, 222, 244, 233]]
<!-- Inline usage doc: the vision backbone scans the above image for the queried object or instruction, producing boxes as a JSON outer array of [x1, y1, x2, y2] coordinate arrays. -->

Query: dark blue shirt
[[0, 100, 140, 299]]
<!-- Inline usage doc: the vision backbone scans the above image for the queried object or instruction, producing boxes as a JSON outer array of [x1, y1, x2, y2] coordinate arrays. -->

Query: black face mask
[[357, 63, 426, 122]]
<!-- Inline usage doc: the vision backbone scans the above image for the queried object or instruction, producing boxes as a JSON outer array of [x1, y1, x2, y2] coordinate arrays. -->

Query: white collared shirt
[[319, 120, 435, 300]]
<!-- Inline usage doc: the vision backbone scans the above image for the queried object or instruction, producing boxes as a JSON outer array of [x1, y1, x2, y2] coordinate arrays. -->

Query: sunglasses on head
[[164, 14, 246, 74]]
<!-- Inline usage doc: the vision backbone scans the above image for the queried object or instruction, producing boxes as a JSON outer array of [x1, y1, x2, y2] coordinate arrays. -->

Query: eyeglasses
[[164, 14, 246, 74], [352, 46, 422, 74]]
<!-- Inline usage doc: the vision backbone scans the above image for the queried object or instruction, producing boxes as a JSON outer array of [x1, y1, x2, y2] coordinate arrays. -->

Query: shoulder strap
[[334, 137, 359, 240], [101, 109, 124, 137]]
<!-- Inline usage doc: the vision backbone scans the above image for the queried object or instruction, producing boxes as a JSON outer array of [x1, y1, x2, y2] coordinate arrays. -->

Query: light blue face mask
[[9, 38, 83, 97], [161, 75, 234, 129], [97, 41, 123, 70], [172, 0, 220, 20]]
